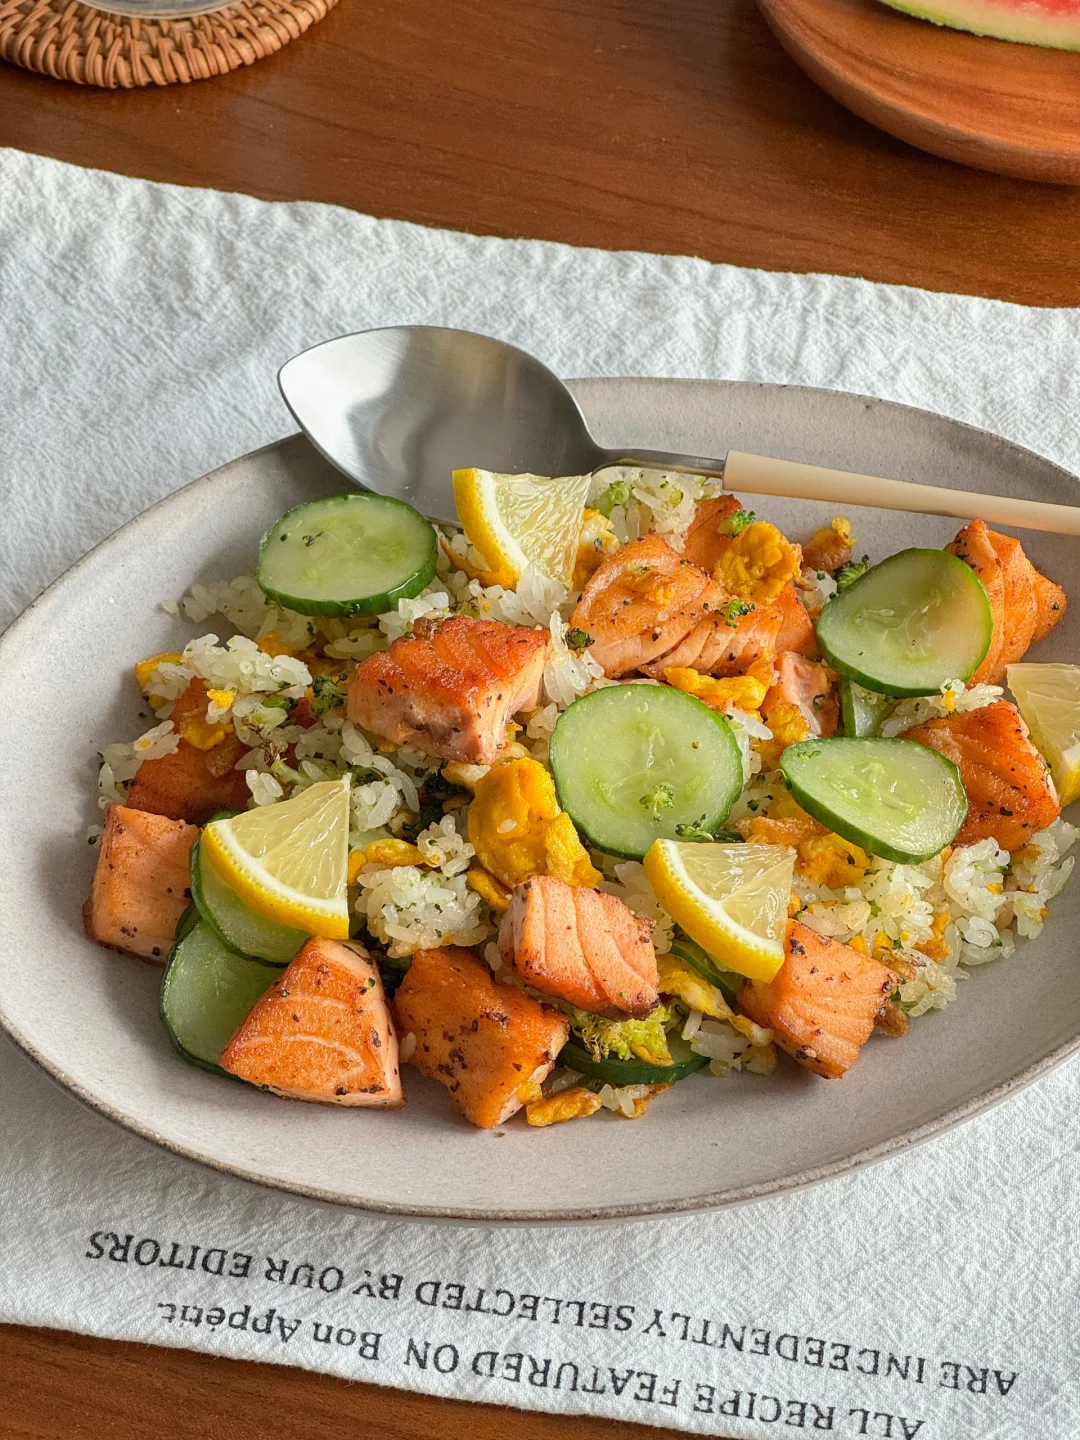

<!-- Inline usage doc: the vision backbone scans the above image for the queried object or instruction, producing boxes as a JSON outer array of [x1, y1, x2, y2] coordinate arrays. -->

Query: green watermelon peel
[[879, 0, 1080, 50]]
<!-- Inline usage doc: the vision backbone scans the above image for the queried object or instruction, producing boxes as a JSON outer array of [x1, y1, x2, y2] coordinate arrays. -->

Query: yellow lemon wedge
[[644, 840, 795, 983], [452, 468, 591, 588], [1007, 662, 1080, 807], [202, 776, 351, 938]]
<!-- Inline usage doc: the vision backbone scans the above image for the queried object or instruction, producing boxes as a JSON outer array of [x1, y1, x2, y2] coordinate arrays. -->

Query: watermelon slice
[[878, 0, 1080, 49]]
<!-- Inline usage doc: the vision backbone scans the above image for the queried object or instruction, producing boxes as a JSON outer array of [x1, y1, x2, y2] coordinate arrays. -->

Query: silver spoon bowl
[[279, 325, 1080, 535], [277, 326, 723, 524]]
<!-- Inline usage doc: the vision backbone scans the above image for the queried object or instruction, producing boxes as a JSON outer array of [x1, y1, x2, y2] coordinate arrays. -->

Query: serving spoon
[[279, 326, 1080, 535]]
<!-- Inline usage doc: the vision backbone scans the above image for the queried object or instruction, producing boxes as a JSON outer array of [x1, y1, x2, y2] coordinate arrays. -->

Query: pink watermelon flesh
[[879, 0, 1080, 49]]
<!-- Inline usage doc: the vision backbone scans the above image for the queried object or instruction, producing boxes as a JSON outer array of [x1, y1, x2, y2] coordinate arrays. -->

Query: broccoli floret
[[566, 628, 594, 651], [310, 673, 349, 718], [567, 1002, 676, 1066], [835, 555, 870, 592], [639, 783, 675, 820], [595, 479, 631, 517], [719, 598, 754, 627], [718, 508, 755, 536]]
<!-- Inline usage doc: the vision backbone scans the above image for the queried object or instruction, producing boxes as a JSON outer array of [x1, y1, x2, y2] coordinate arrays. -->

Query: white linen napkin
[[2, 145, 1079, 1440]]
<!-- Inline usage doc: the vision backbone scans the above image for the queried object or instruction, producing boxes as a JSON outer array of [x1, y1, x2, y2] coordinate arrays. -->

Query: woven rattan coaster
[[0, 0, 338, 87]]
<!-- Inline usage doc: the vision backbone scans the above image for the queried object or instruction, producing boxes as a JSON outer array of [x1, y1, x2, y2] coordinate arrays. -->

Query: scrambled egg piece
[[657, 953, 733, 1020], [134, 652, 182, 709], [754, 699, 810, 770], [612, 1084, 672, 1119], [363, 838, 426, 867], [466, 867, 512, 913], [526, 1087, 604, 1127], [915, 910, 953, 961], [796, 834, 870, 887], [657, 954, 771, 1046], [468, 757, 601, 889], [572, 509, 619, 589], [802, 517, 855, 574], [716, 521, 802, 604], [739, 794, 865, 887], [663, 652, 774, 714], [256, 630, 292, 658], [347, 849, 369, 884]]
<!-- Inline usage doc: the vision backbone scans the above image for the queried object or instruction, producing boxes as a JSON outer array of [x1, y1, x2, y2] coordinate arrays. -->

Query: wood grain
[[0, 1324, 687, 1439], [2, 0, 1079, 1432], [758, 0, 1080, 184], [1, 0, 1080, 305]]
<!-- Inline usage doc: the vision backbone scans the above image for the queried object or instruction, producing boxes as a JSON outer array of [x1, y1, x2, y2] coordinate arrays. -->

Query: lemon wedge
[[201, 776, 351, 938], [1007, 663, 1080, 807], [644, 840, 795, 983], [452, 468, 591, 588]]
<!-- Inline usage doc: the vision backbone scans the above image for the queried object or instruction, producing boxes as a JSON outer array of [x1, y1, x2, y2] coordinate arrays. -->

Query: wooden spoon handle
[[723, 450, 1080, 537]]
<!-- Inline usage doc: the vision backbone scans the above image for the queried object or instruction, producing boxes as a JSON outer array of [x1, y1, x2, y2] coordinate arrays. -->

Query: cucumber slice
[[670, 936, 744, 1004], [816, 548, 992, 697], [840, 680, 894, 738], [160, 914, 278, 1075], [257, 494, 437, 617], [550, 684, 743, 860], [559, 1032, 708, 1087], [781, 737, 967, 864], [190, 837, 307, 966]]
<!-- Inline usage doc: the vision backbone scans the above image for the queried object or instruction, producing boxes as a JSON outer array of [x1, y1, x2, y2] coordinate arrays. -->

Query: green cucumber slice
[[257, 494, 437, 617], [190, 837, 307, 966], [840, 679, 894, 738], [781, 737, 967, 864], [160, 914, 278, 1075], [559, 1032, 708, 1087], [669, 936, 744, 1004], [816, 548, 992, 697], [550, 684, 743, 860]]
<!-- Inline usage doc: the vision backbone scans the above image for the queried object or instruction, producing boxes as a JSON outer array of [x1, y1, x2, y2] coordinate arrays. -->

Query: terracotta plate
[[758, 0, 1080, 184], [1, 378, 1079, 1221]]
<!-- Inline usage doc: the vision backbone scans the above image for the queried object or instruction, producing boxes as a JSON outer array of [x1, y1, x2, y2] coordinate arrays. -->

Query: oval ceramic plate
[[2, 378, 1079, 1222]]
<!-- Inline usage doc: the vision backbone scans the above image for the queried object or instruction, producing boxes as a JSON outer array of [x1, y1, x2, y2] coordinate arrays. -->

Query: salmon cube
[[947, 520, 1066, 684], [902, 699, 1060, 852], [499, 875, 659, 1018], [220, 937, 403, 1107], [393, 946, 569, 1128], [86, 804, 198, 961], [739, 921, 895, 1079], [347, 615, 549, 766]]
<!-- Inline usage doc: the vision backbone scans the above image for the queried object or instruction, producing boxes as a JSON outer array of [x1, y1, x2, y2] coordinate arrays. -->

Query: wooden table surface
[[1, 0, 1076, 1434]]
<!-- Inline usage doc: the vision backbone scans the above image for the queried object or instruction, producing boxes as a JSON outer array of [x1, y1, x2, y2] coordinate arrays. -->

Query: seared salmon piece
[[646, 582, 815, 678], [947, 520, 1066, 684], [680, 495, 744, 572], [393, 946, 568, 1128], [762, 652, 839, 739], [802, 521, 855, 575], [126, 722, 250, 826], [499, 874, 659, 1018], [347, 615, 549, 766], [575, 534, 817, 680], [901, 699, 1059, 851], [85, 804, 198, 961], [570, 535, 725, 678], [740, 921, 895, 1079], [772, 583, 818, 658], [220, 937, 403, 1107]]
